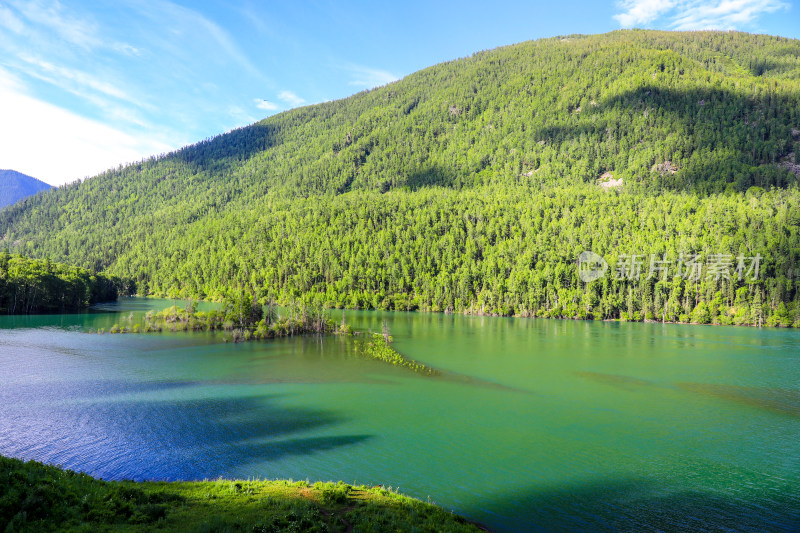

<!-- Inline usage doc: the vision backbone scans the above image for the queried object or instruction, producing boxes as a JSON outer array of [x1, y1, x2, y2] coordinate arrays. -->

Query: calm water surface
[[1, 298, 799, 532]]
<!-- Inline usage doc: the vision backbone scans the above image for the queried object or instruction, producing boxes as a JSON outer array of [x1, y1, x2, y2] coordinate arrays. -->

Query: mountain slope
[[0, 170, 51, 209], [1, 30, 799, 326]]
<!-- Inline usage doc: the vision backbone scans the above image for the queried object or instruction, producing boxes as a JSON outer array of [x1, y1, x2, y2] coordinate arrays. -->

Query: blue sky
[[1, 0, 798, 185]]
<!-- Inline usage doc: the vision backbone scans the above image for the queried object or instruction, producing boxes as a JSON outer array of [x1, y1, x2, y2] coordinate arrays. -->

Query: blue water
[[1, 298, 799, 532]]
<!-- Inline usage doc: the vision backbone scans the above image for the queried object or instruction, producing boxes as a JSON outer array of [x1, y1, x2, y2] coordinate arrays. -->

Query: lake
[[1, 298, 799, 532]]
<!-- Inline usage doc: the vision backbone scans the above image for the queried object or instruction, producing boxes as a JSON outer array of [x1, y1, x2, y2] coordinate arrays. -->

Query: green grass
[[0, 455, 484, 532], [355, 333, 440, 376]]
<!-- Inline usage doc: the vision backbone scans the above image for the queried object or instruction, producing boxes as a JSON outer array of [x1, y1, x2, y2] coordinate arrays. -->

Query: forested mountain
[[1, 30, 799, 326], [0, 170, 51, 209]]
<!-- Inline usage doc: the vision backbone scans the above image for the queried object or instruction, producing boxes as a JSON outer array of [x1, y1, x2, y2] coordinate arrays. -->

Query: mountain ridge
[[0, 170, 52, 210], [1, 30, 799, 326]]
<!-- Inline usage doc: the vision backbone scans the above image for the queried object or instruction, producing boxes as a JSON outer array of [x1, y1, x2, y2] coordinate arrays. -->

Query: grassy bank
[[0, 455, 484, 532]]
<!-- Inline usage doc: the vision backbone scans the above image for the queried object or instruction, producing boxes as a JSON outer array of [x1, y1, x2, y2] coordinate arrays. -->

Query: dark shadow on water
[[0, 380, 370, 482], [468, 479, 800, 533], [573, 372, 800, 419], [237, 435, 372, 467], [573, 371, 653, 391], [677, 382, 800, 419], [434, 368, 535, 395]]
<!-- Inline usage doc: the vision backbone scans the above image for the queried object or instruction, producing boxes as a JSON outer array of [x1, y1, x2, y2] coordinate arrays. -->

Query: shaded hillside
[[0, 170, 51, 209], [1, 30, 799, 326]]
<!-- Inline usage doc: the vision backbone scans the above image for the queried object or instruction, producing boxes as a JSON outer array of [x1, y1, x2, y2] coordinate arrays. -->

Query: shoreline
[[0, 454, 487, 532], [123, 294, 796, 330]]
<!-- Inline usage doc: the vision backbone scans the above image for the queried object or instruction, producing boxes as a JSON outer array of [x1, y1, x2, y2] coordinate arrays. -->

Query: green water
[[1, 298, 799, 531]]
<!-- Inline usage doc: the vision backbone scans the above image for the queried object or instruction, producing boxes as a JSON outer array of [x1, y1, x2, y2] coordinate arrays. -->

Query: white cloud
[[345, 65, 399, 88], [0, 0, 272, 185], [0, 1, 154, 134], [613, 0, 790, 29], [112, 42, 141, 56], [255, 98, 279, 111], [4, 53, 154, 131], [614, 0, 677, 26], [277, 90, 305, 107], [0, 69, 174, 186]]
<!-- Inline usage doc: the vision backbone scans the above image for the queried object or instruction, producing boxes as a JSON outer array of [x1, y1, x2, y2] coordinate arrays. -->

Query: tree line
[[0, 252, 117, 314], [106, 185, 799, 327]]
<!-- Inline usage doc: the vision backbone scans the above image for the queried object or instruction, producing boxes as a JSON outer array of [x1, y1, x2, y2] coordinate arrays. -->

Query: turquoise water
[[1, 298, 799, 531]]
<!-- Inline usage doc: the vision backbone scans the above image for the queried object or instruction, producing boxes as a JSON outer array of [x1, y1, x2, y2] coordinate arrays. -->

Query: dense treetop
[[0, 252, 117, 314], [0, 30, 798, 325]]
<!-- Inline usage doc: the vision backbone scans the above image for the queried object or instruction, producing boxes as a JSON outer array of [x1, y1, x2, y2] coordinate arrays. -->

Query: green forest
[[1, 30, 799, 326], [0, 252, 117, 314]]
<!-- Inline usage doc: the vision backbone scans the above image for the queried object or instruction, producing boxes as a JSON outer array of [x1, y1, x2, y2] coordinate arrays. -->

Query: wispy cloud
[[126, 0, 268, 84], [0, 67, 174, 185], [6, 0, 105, 50], [255, 98, 279, 111], [614, 0, 790, 30], [277, 90, 305, 107], [228, 105, 257, 126], [0, 0, 276, 183], [113, 42, 141, 56], [345, 65, 399, 88], [0, 1, 148, 128], [671, 0, 790, 30], [169, 2, 264, 80], [0, 4, 26, 33], [18, 53, 132, 101]]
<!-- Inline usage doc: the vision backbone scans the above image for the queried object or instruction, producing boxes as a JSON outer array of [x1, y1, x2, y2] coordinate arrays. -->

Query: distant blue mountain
[[0, 170, 52, 209]]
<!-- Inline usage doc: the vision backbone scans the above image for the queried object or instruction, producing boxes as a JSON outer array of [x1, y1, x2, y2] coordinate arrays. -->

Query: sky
[[1, 0, 798, 186]]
